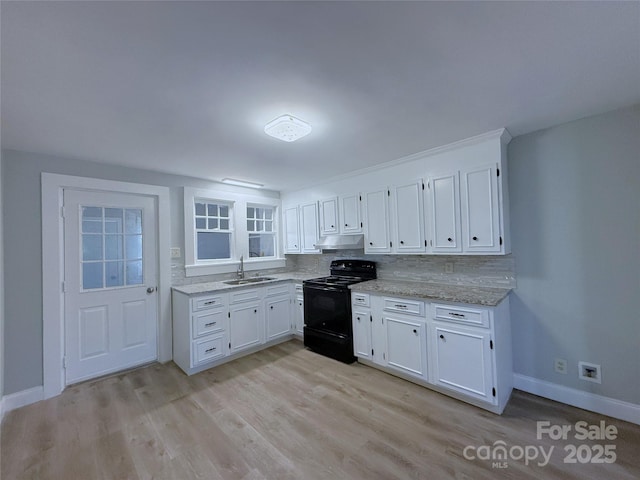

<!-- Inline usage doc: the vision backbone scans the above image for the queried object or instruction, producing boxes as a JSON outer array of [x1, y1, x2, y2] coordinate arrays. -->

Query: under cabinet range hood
[[314, 234, 365, 250]]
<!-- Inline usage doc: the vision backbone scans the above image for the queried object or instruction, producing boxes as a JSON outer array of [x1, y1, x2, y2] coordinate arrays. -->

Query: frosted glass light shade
[[264, 114, 312, 142]]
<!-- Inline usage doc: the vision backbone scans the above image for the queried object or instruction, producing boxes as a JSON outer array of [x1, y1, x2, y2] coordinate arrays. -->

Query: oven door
[[303, 284, 352, 337]]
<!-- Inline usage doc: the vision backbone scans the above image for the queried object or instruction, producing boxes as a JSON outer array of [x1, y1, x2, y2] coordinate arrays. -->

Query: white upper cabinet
[[461, 164, 502, 253], [283, 206, 300, 254], [319, 197, 339, 236], [363, 188, 391, 253], [300, 202, 320, 253], [280, 129, 511, 256], [339, 193, 362, 234], [391, 180, 426, 253], [428, 172, 463, 253]]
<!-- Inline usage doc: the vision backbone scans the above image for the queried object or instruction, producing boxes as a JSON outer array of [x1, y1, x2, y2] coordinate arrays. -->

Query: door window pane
[[105, 235, 123, 260], [105, 208, 123, 233], [83, 263, 103, 289], [125, 209, 142, 234], [83, 235, 103, 261], [126, 261, 143, 285], [105, 261, 124, 287], [126, 235, 142, 260], [80, 205, 144, 290]]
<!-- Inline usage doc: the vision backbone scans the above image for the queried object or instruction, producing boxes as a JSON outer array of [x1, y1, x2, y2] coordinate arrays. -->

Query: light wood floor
[[2, 340, 639, 479]]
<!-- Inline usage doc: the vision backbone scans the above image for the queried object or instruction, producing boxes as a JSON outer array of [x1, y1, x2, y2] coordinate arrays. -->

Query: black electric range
[[303, 260, 376, 363]]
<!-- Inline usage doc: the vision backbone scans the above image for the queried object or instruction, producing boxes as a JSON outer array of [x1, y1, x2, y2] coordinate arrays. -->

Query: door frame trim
[[42, 173, 171, 399]]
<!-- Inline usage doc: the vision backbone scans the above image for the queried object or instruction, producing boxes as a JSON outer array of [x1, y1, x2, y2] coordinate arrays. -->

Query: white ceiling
[[2, 1, 639, 192]]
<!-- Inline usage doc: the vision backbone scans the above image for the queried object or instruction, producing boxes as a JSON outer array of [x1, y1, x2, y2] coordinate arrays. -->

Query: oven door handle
[[303, 284, 346, 293]]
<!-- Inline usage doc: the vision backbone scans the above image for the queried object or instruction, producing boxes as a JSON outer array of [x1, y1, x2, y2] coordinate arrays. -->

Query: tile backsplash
[[173, 252, 516, 288], [287, 252, 516, 288]]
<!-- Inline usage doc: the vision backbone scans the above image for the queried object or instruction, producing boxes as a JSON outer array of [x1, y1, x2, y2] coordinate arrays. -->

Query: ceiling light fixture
[[264, 114, 312, 142], [221, 178, 264, 189]]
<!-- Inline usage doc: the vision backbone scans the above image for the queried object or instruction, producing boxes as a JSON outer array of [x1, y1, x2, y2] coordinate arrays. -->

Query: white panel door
[[352, 310, 372, 359], [300, 202, 320, 253], [339, 193, 362, 234], [283, 206, 300, 253], [265, 295, 292, 341], [432, 323, 494, 403], [461, 164, 501, 253], [319, 197, 339, 236], [64, 189, 157, 385], [229, 302, 262, 354], [392, 181, 426, 253], [385, 315, 426, 378], [363, 188, 391, 253], [429, 173, 462, 253]]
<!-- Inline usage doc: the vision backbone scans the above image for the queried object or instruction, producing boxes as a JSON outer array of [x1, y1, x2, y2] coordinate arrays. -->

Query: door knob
[[146, 287, 156, 294]]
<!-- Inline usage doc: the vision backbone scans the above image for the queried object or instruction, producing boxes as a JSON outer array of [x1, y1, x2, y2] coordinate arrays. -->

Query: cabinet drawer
[[193, 335, 225, 365], [192, 294, 226, 311], [433, 304, 489, 328], [230, 288, 261, 303], [265, 283, 290, 297], [352, 292, 370, 307], [192, 309, 226, 338], [383, 297, 425, 316]]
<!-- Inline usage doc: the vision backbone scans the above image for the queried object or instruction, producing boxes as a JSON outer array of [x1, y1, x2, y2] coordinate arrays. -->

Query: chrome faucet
[[237, 255, 245, 279]]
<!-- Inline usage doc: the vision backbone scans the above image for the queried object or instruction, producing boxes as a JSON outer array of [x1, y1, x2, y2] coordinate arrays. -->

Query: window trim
[[184, 187, 285, 277]]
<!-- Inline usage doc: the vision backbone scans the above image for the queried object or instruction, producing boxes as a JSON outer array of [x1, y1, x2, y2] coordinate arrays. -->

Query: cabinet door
[[363, 188, 391, 253], [283, 206, 300, 253], [429, 173, 462, 253], [295, 295, 304, 336], [339, 193, 362, 234], [392, 181, 426, 253], [461, 164, 501, 253], [229, 303, 262, 354], [319, 197, 339, 236], [352, 310, 372, 359], [385, 315, 426, 378], [265, 295, 292, 341], [432, 323, 494, 403], [300, 202, 320, 253]]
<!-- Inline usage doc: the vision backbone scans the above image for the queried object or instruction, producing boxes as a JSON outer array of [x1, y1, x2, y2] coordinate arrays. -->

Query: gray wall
[[508, 104, 640, 404], [0, 150, 279, 395], [1, 154, 4, 401]]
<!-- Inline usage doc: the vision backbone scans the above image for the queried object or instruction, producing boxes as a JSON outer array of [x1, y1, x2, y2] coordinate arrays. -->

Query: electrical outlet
[[444, 263, 454, 273], [578, 361, 601, 384], [170, 247, 181, 259], [554, 358, 567, 374]]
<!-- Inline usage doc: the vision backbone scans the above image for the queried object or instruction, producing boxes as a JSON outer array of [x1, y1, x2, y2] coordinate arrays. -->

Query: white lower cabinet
[[229, 301, 262, 354], [266, 294, 292, 341], [384, 314, 427, 379], [294, 284, 304, 337], [352, 292, 512, 413], [431, 323, 493, 402], [173, 282, 296, 375]]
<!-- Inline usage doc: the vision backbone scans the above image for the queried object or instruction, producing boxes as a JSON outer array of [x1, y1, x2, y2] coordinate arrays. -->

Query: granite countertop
[[349, 279, 511, 307], [172, 272, 319, 296]]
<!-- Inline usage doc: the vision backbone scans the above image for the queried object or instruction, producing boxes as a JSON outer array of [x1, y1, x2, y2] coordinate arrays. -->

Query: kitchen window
[[195, 200, 232, 260], [247, 205, 275, 258], [184, 187, 284, 276]]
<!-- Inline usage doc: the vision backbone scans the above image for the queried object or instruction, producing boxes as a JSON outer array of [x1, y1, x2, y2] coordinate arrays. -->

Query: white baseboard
[[1, 386, 44, 417], [513, 374, 640, 425]]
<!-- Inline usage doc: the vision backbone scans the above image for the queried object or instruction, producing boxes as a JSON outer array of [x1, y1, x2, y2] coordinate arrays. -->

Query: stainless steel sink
[[223, 277, 276, 285]]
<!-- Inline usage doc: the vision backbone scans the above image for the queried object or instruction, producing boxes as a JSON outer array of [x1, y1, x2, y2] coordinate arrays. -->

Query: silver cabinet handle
[[395, 304, 407, 309], [204, 322, 216, 327], [204, 300, 216, 305], [205, 347, 216, 353], [449, 312, 466, 318]]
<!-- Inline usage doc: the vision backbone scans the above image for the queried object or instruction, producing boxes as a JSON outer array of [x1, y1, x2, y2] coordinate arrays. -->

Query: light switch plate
[[170, 247, 181, 259]]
